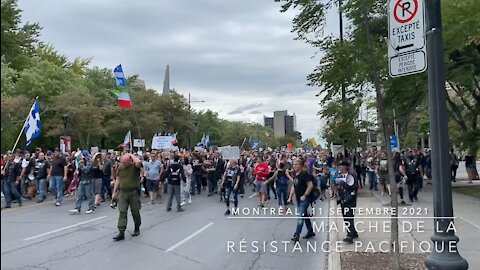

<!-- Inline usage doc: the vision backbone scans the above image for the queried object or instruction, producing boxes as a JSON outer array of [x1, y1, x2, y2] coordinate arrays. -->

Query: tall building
[[263, 110, 297, 138], [162, 65, 171, 95]]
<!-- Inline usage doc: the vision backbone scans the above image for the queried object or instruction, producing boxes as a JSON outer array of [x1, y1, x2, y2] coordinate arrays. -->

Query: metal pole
[[424, 0, 468, 268], [339, 0, 345, 105], [188, 93, 191, 151]]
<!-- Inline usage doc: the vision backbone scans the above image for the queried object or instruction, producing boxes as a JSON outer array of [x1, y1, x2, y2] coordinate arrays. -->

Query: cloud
[[228, 103, 264, 115], [18, 0, 341, 141]]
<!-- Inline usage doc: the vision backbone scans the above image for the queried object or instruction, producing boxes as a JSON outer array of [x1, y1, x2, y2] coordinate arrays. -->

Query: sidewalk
[[328, 180, 480, 270]]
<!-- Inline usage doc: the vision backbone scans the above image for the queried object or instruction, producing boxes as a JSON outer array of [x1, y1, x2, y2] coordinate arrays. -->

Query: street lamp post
[[424, 0, 468, 268], [188, 93, 205, 150], [62, 114, 68, 136]]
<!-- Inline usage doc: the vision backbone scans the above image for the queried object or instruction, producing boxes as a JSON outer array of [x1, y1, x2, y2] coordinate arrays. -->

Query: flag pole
[[129, 130, 133, 152], [240, 138, 247, 150], [11, 97, 38, 151]]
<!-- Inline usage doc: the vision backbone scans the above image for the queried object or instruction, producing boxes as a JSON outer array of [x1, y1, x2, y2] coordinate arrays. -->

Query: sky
[[19, 0, 341, 146]]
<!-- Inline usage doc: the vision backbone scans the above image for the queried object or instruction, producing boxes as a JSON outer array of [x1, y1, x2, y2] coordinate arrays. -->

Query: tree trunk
[[363, 7, 401, 270]]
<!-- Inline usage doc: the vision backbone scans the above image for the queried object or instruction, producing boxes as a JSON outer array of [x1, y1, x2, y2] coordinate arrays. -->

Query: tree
[[12, 57, 85, 101], [1, 57, 16, 95], [45, 89, 107, 149], [1, 0, 42, 71]]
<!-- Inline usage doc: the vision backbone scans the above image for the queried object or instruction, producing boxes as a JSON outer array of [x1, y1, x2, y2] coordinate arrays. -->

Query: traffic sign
[[388, 0, 427, 77], [389, 135, 399, 151]]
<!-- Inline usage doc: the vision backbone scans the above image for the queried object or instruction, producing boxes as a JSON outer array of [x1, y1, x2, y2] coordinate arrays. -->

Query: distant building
[[263, 110, 297, 138], [132, 79, 146, 89], [162, 65, 171, 96]]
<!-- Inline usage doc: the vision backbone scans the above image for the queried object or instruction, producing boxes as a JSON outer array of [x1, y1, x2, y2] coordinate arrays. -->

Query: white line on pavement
[[23, 216, 108, 241], [248, 193, 257, 198], [165, 222, 214, 252], [458, 216, 480, 231]]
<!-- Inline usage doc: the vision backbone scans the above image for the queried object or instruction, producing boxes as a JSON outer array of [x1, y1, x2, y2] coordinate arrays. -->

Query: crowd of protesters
[[1, 145, 478, 243]]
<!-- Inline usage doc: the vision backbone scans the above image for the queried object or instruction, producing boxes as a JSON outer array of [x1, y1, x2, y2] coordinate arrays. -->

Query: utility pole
[[188, 93, 205, 151], [339, 0, 346, 106], [424, 0, 468, 269]]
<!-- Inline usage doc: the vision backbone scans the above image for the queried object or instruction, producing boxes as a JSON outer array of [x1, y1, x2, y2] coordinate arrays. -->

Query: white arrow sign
[[388, 0, 427, 77]]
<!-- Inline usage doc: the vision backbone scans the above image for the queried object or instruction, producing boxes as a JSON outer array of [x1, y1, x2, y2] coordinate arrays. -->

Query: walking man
[[336, 161, 358, 244], [163, 155, 186, 212], [48, 148, 68, 206], [112, 153, 143, 241]]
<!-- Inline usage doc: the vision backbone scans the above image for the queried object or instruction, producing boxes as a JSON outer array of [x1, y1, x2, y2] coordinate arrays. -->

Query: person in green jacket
[[112, 153, 143, 241]]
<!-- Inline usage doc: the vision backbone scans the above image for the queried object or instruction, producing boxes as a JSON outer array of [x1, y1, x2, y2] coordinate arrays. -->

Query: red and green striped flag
[[112, 64, 132, 108]]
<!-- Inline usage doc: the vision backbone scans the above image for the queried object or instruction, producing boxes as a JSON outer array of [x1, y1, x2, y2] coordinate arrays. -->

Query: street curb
[[328, 198, 341, 270]]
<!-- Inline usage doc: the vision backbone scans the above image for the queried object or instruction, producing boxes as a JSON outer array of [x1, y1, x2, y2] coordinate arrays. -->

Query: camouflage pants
[[117, 189, 141, 231]]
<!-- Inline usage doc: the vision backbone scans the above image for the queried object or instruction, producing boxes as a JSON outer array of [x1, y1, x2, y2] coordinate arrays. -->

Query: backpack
[[406, 158, 418, 174], [170, 167, 181, 182]]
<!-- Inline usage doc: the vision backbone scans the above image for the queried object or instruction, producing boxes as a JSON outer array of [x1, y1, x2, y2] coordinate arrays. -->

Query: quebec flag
[[114, 65, 127, 87], [24, 100, 41, 146]]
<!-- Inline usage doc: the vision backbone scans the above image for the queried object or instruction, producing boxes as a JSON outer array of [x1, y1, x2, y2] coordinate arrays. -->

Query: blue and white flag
[[114, 64, 127, 87], [24, 100, 41, 146]]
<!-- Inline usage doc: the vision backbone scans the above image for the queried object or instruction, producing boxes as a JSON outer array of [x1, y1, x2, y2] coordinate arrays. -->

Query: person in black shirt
[[163, 155, 186, 212], [287, 158, 315, 242], [48, 148, 68, 206], [33, 152, 51, 203], [206, 158, 217, 196], [191, 154, 204, 195], [403, 150, 423, 202], [336, 161, 358, 244], [3, 153, 23, 208], [214, 153, 225, 194], [92, 153, 104, 206], [222, 159, 241, 215], [101, 153, 114, 201]]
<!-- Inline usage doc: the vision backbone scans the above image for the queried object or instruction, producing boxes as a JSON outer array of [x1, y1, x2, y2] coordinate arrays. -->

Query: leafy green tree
[[1, 0, 42, 71], [1, 57, 16, 95], [12, 57, 85, 101]]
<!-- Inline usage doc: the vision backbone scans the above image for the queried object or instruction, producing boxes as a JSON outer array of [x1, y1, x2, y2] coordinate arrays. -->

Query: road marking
[[165, 222, 214, 252], [24, 216, 108, 241], [458, 216, 480, 231], [248, 193, 257, 198]]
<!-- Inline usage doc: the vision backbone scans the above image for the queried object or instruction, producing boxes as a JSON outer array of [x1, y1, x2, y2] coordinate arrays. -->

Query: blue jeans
[[101, 175, 112, 200], [208, 176, 217, 195], [192, 173, 202, 195], [295, 198, 313, 236], [49, 176, 64, 202], [225, 182, 238, 208], [367, 171, 377, 190], [76, 182, 95, 211], [4, 181, 22, 204], [36, 178, 47, 200], [277, 184, 288, 206]]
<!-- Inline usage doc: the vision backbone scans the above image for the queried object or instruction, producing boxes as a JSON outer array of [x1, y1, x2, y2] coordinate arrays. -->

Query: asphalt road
[[1, 190, 328, 270]]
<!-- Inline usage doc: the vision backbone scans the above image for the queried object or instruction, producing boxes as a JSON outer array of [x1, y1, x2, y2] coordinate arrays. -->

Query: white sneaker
[[85, 209, 94, 214], [69, 209, 80, 215], [55, 202, 61, 206], [180, 201, 186, 206], [187, 198, 192, 204]]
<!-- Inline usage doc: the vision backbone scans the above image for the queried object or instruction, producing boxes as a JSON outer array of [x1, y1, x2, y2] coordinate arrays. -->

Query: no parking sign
[[388, 0, 427, 77]]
